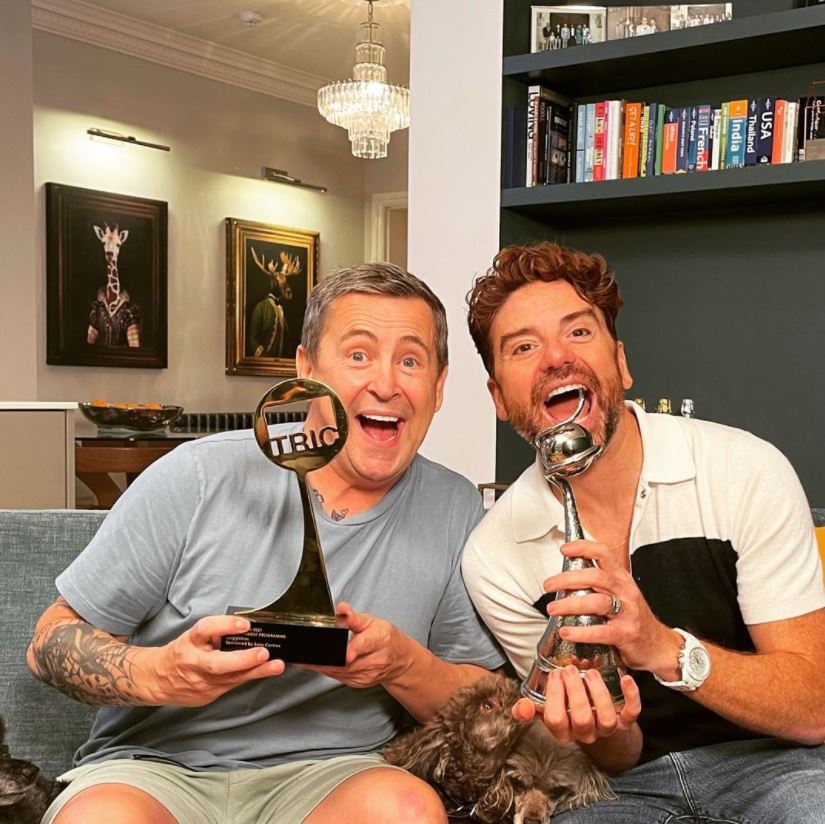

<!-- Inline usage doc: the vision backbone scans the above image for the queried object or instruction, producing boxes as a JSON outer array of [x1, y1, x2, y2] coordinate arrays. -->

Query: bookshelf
[[497, 1, 825, 506]]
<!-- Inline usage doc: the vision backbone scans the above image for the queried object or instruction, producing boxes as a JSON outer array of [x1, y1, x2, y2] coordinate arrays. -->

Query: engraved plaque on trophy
[[220, 378, 350, 666]]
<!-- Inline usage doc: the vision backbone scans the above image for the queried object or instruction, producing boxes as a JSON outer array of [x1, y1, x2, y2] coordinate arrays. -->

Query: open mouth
[[543, 384, 592, 423], [356, 413, 403, 444]]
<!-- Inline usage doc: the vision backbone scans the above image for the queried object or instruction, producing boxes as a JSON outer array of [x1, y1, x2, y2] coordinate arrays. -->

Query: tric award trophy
[[521, 389, 625, 705], [220, 378, 350, 666]]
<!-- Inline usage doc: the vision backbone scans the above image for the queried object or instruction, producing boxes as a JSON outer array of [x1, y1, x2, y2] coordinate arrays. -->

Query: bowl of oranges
[[79, 400, 184, 432]]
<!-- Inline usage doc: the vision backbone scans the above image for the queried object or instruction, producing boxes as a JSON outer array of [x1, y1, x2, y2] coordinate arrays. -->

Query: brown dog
[[383, 674, 612, 823], [0, 717, 64, 823]]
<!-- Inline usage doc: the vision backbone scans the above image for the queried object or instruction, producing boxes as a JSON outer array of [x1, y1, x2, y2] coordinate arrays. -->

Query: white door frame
[[369, 191, 408, 262]]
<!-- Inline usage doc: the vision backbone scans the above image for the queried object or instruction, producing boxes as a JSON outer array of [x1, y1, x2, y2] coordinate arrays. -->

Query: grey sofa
[[0, 509, 104, 777], [2, 507, 824, 785]]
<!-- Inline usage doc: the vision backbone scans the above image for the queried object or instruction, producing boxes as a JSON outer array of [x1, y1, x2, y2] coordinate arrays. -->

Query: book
[[639, 104, 650, 177], [719, 101, 730, 170], [772, 99, 787, 165], [575, 104, 587, 182], [662, 108, 679, 174], [787, 100, 800, 162], [584, 102, 596, 181], [755, 97, 775, 164], [526, 86, 572, 186], [694, 104, 712, 172], [547, 104, 573, 184], [607, 100, 623, 180], [799, 95, 825, 161], [676, 107, 690, 173], [745, 98, 759, 166], [645, 102, 660, 178], [710, 108, 722, 171], [503, 106, 528, 188], [593, 100, 607, 181], [622, 102, 642, 178], [726, 99, 748, 168], [687, 106, 699, 172], [654, 104, 666, 176]]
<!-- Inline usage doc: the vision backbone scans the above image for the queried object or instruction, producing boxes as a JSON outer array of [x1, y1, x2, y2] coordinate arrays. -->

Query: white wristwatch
[[653, 628, 711, 692]]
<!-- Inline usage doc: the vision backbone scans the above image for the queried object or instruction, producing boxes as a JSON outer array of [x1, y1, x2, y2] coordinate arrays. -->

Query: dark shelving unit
[[497, 2, 825, 506], [502, 159, 825, 221], [503, 5, 825, 97]]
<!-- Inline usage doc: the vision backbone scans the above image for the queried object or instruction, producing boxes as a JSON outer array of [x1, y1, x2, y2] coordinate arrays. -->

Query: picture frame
[[530, 5, 607, 52], [607, 6, 672, 40], [225, 217, 319, 377], [669, 4, 732, 30], [46, 183, 168, 369]]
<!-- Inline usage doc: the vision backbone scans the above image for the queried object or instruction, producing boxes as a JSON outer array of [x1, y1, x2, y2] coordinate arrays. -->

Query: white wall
[[32, 32, 370, 423], [0, 0, 37, 399], [407, 0, 502, 485]]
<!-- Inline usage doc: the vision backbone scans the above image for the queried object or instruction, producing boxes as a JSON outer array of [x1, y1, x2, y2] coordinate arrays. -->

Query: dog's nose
[[20, 763, 38, 781]]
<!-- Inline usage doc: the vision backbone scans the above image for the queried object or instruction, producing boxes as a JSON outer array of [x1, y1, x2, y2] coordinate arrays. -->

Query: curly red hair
[[466, 241, 623, 375]]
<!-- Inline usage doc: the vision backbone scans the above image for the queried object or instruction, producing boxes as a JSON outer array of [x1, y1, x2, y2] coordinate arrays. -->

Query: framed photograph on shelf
[[607, 6, 671, 41], [670, 4, 732, 30], [225, 217, 318, 377], [530, 5, 607, 52], [46, 183, 168, 369]]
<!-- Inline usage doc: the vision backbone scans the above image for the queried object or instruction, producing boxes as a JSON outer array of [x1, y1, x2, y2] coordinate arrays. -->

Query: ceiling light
[[87, 128, 170, 152], [261, 167, 327, 193], [317, 0, 410, 159]]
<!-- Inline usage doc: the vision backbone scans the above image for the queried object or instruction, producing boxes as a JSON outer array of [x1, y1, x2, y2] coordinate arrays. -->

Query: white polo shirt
[[462, 403, 824, 761]]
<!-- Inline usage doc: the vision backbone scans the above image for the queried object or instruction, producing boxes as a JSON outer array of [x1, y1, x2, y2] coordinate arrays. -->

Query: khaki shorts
[[42, 753, 400, 824]]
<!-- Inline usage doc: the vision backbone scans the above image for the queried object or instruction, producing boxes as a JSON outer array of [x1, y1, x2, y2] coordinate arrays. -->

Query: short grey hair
[[301, 262, 449, 372]]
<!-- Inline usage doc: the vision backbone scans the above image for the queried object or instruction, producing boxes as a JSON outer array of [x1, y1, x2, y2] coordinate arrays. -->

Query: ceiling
[[73, 0, 411, 84]]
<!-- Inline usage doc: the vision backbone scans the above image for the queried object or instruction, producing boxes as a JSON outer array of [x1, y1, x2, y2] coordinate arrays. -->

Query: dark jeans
[[556, 738, 825, 824]]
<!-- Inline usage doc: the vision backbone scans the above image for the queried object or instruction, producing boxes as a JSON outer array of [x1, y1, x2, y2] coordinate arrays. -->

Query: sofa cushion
[[0, 509, 105, 777]]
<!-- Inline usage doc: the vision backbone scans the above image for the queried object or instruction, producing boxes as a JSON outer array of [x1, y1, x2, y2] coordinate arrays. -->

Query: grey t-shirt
[[57, 426, 504, 771]]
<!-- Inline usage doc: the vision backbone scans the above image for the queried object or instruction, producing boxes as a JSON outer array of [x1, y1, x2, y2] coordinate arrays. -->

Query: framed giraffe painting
[[46, 183, 168, 368], [225, 217, 319, 377]]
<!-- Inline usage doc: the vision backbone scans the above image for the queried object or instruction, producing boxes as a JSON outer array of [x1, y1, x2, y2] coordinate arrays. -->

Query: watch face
[[687, 646, 711, 679]]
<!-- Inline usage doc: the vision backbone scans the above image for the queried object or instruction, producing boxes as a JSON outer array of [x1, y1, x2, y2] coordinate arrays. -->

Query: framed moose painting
[[225, 217, 319, 377], [46, 183, 168, 369]]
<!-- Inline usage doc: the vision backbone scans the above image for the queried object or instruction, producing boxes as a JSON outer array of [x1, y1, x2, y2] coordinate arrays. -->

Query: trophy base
[[220, 607, 349, 666], [521, 659, 625, 706]]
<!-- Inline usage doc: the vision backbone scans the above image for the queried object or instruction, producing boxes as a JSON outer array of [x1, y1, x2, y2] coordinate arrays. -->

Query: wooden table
[[75, 435, 197, 509]]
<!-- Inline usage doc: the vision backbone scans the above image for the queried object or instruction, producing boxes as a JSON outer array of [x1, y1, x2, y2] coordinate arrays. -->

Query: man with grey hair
[[31, 262, 504, 824]]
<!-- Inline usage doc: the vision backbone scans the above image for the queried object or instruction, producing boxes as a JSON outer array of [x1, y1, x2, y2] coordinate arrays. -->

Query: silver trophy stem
[[521, 389, 625, 706]]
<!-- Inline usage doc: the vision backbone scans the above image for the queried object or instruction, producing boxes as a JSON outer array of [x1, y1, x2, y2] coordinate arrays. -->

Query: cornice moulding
[[31, 0, 330, 108]]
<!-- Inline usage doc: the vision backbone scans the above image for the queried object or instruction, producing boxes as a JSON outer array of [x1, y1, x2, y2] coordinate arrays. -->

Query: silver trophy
[[521, 389, 625, 706]]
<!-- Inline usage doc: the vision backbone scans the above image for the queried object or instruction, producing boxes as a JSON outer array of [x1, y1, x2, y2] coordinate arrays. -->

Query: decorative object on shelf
[[317, 0, 409, 159], [655, 398, 673, 414], [46, 183, 168, 369], [681, 399, 695, 418], [225, 218, 318, 377], [531, 5, 606, 52], [261, 167, 327, 193], [633, 397, 647, 410], [79, 401, 183, 433]]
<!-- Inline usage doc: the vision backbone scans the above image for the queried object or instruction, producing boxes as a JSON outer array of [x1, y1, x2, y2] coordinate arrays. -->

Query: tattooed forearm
[[28, 609, 148, 707]]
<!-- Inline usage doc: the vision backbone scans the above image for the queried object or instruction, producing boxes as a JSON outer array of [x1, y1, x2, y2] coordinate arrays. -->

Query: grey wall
[[0, 0, 37, 398], [32, 31, 369, 418]]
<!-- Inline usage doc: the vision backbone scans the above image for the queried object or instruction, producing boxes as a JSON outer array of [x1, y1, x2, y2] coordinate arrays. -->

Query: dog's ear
[[0, 717, 9, 760], [383, 724, 450, 783], [472, 769, 515, 823]]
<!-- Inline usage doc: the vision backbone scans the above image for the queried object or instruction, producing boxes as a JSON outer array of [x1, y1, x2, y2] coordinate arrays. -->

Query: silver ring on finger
[[609, 594, 622, 616]]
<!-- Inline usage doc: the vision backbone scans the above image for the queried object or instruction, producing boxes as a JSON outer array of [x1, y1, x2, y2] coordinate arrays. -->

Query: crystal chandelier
[[317, 0, 410, 159]]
